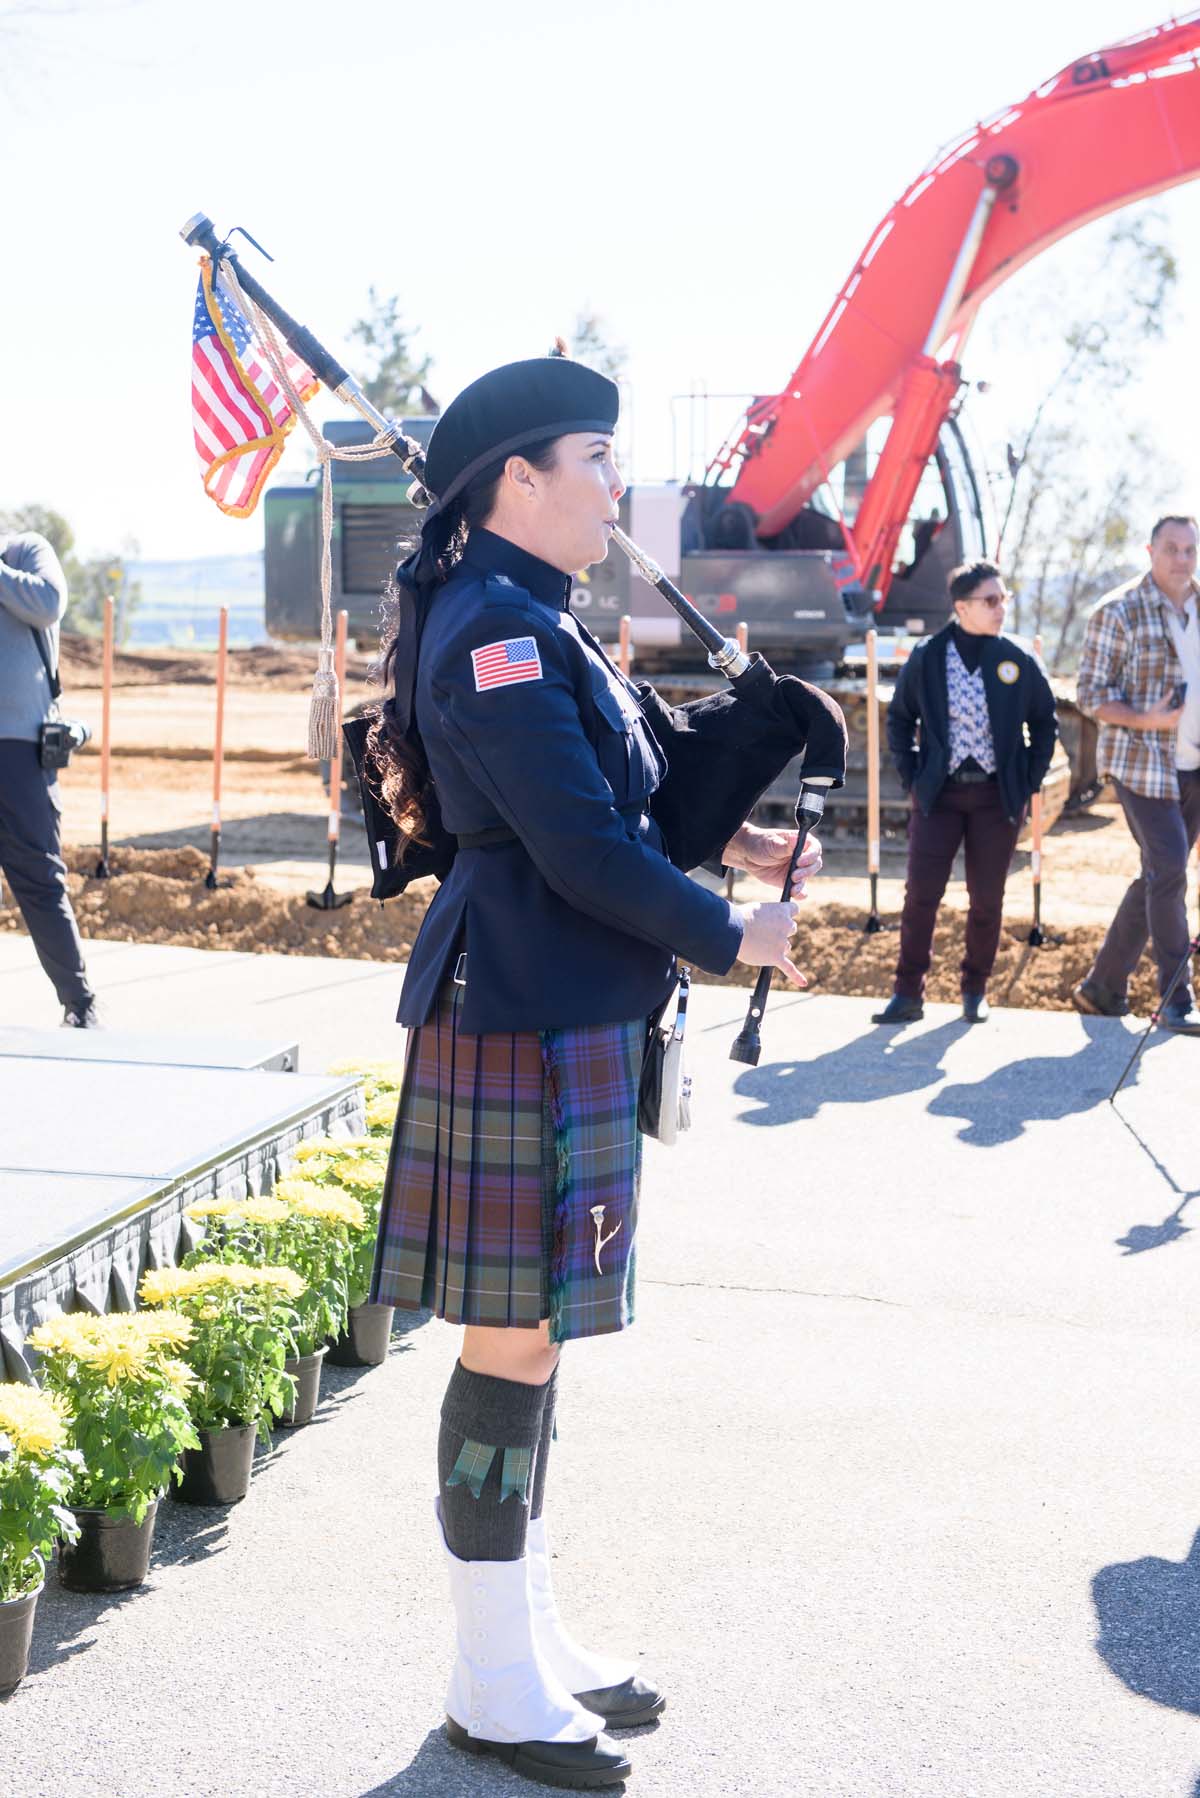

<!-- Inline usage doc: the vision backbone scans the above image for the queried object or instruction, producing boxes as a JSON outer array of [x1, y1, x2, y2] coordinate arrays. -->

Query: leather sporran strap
[[637, 967, 692, 1144]]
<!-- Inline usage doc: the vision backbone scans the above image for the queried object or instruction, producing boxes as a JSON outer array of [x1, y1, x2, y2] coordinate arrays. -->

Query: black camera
[[38, 716, 92, 771]]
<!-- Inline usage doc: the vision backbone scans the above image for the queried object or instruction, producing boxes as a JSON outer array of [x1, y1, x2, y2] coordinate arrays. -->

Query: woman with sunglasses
[[873, 558, 1057, 1026]]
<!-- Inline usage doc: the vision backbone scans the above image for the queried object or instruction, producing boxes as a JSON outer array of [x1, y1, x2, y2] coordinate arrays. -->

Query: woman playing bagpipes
[[366, 352, 834, 1788]]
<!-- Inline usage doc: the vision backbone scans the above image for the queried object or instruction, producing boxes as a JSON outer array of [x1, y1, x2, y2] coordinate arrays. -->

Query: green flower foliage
[[28, 1317, 201, 1525], [0, 1385, 82, 1600], [139, 1266, 305, 1444]]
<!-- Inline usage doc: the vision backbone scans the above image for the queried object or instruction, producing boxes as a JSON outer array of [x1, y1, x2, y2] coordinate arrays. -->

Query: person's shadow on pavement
[[732, 1020, 966, 1126], [926, 1017, 1173, 1146], [1093, 1526, 1200, 1717], [360, 1728, 628, 1794]]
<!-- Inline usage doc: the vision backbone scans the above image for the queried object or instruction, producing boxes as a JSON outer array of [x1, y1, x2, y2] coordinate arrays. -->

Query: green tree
[[988, 207, 1180, 668], [0, 503, 139, 641], [348, 288, 435, 416], [566, 310, 627, 380]]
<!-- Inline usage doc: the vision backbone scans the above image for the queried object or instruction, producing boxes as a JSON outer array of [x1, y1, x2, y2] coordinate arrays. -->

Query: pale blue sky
[[1, 0, 1195, 561]]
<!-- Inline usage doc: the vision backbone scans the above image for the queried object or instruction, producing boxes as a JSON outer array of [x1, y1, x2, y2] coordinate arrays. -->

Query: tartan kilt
[[370, 980, 645, 1343]]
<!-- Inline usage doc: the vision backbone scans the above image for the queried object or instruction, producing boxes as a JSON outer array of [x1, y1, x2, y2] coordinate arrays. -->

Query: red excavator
[[566, 12, 1200, 822], [263, 15, 1200, 823]]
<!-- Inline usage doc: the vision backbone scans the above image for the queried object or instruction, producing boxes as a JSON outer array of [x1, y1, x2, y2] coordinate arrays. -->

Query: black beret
[[423, 357, 619, 508]]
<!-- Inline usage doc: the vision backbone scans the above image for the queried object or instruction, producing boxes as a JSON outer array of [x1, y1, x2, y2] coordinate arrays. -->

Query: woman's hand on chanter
[[735, 901, 806, 987], [722, 824, 823, 897]]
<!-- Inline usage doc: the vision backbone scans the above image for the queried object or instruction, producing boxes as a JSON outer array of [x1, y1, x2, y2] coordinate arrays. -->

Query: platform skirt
[[370, 981, 645, 1343]]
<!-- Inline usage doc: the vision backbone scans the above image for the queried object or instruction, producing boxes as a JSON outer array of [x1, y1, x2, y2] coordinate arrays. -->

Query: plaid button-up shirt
[[1076, 570, 1200, 800]]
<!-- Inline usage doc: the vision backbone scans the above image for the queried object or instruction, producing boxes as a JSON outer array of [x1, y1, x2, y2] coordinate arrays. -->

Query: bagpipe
[[180, 213, 848, 1063]]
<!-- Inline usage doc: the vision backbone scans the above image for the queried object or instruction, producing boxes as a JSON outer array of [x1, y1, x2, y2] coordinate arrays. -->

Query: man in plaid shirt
[[1073, 514, 1200, 1029]]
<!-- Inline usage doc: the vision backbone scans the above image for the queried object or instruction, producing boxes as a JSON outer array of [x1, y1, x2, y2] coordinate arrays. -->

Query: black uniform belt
[[457, 803, 648, 851], [947, 767, 997, 786]]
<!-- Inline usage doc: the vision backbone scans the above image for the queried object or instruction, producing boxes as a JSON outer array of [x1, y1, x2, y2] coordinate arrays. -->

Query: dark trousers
[[895, 780, 1023, 999], [1091, 772, 1200, 1002], [0, 739, 92, 1013]]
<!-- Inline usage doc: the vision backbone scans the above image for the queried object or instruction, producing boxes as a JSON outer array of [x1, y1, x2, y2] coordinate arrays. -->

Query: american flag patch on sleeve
[[471, 637, 543, 692]]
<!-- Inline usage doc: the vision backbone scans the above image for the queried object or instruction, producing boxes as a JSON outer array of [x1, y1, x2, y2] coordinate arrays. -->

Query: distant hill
[[124, 553, 266, 648]]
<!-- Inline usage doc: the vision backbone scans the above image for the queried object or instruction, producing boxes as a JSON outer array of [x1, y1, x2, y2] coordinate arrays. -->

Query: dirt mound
[[60, 634, 378, 693], [0, 847, 1163, 1014]]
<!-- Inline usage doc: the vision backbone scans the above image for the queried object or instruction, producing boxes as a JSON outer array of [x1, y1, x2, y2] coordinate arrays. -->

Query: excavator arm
[[719, 14, 1200, 601]]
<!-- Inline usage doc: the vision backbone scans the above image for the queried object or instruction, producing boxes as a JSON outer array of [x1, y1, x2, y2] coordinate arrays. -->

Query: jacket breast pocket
[[591, 684, 638, 805]]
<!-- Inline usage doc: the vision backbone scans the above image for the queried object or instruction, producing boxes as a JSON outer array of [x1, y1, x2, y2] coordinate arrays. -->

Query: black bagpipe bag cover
[[635, 654, 848, 871]]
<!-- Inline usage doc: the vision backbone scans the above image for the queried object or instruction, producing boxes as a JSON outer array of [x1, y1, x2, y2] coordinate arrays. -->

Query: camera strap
[[29, 625, 63, 702]]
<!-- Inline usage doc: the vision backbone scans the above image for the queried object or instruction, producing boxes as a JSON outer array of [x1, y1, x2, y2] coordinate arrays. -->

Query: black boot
[[961, 992, 990, 1024], [871, 994, 923, 1025]]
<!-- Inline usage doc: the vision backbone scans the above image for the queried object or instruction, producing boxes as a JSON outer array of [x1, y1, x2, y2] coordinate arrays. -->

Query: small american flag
[[471, 637, 543, 692], [191, 256, 319, 518]]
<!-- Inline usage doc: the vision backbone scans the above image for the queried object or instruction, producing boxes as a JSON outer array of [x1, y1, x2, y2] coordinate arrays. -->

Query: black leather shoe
[[576, 1673, 665, 1728], [1160, 1004, 1200, 1035], [1071, 978, 1128, 1019], [871, 994, 923, 1025], [446, 1717, 631, 1787], [962, 993, 989, 1024]]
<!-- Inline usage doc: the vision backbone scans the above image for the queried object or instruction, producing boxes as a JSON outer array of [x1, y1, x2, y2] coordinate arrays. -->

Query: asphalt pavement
[[3, 936, 1200, 1797]]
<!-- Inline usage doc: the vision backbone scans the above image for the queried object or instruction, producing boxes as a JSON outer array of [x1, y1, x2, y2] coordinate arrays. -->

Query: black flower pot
[[58, 1500, 158, 1593], [278, 1347, 328, 1428], [326, 1303, 394, 1368], [172, 1424, 256, 1506], [0, 1580, 43, 1697]]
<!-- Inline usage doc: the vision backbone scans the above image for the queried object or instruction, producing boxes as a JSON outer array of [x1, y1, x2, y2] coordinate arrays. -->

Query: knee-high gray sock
[[438, 1361, 550, 1562], [529, 1365, 558, 1521]]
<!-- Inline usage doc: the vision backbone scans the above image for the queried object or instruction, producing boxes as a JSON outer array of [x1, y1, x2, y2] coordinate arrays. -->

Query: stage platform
[[0, 1027, 365, 1380]]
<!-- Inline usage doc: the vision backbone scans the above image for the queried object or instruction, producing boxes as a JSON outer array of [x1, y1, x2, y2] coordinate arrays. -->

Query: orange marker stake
[[736, 621, 749, 657], [1029, 633, 1046, 944], [307, 608, 353, 910], [94, 595, 115, 877], [864, 628, 882, 931], [618, 614, 632, 678], [206, 606, 229, 889]]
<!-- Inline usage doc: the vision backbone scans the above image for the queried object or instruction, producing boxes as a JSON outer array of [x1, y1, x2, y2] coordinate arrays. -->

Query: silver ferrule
[[708, 640, 751, 678], [610, 524, 661, 586], [332, 378, 425, 476]]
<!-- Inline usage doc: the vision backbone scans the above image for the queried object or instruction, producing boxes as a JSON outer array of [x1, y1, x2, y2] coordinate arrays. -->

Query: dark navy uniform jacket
[[398, 530, 744, 1034]]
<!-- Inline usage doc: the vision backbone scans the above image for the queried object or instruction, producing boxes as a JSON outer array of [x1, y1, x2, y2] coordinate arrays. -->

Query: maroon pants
[[894, 780, 1023, 999]]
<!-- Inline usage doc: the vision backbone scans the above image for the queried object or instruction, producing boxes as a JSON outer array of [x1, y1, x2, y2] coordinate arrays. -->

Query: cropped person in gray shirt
[[0, 531, 96, 1025]]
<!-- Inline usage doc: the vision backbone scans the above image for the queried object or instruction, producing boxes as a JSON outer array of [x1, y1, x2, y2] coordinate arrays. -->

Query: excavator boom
[[722, 14, 1200, 596]]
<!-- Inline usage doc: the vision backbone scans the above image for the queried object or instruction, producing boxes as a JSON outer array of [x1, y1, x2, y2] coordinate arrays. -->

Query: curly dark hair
[[367, 437, 561, 851]]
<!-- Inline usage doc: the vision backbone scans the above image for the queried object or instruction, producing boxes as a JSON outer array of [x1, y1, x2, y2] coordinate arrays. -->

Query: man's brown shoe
[[1071, 979, 1128, 1019]]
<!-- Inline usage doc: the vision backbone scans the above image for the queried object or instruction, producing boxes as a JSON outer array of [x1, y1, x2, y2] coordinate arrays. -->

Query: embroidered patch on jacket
[[471, 637, 543, 692], [997, 659, 1020, 685]]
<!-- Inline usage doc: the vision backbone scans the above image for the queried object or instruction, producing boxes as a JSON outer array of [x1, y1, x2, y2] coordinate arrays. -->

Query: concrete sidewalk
[[4, 939, 1200, 1796]]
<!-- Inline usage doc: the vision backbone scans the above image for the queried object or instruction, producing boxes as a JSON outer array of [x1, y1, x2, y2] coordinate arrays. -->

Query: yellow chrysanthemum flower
[[82, 1337, 155, 1386], [138, 1267, 202, 1306], [129, 1310, 194, 1350], [226, 1197, 291, 1226], [0, 1383, 70, 1457], [185, 1262, 308, 1300], [160, 1358, 198, 1396], [365, 1097, 398, 1132], [272, 1177, 327, 1206], [292, 1134, 387, 1165], [185, 1198, 238, 1221], [290, 1191, 367, 1231], [28, 1314, 95, 1357]]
